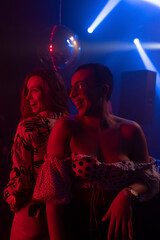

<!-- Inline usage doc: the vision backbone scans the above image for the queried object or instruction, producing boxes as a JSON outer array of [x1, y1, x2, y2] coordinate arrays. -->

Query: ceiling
[[2, 0, 160, 84]]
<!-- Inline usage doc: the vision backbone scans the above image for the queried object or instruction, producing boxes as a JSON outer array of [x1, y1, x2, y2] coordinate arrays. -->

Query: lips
[[29, 102, 37, 109], [73, 99, 84, 110]]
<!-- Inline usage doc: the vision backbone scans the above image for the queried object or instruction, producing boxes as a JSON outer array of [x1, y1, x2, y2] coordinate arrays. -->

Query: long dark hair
[[20, 69, 69, 120]]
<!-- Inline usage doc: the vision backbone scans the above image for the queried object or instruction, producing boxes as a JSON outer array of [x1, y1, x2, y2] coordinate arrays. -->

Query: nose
[[69, 87, 78, 99], [26, 90, 32, 101]]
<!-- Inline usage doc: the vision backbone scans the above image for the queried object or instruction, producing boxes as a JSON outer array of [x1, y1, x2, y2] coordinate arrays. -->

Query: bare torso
[[66, 114, 143, 206], [47, 113, 149, 206], [69, 114, 135, 163]]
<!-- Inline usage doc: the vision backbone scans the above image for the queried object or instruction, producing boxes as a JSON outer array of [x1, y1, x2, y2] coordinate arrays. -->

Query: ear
[[102, 84, 109, 99]]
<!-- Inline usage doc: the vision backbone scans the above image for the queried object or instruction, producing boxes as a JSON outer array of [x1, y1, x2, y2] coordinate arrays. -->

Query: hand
[[101, 188, 133, 240]]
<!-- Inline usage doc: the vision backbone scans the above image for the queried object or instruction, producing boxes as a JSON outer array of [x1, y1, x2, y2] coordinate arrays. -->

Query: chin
[[77, 109, 86, 117], [76, 103, 89, 116], [32, 111, 38, 116], [32, 109, 40, 115], [78, 108, 91, 117]]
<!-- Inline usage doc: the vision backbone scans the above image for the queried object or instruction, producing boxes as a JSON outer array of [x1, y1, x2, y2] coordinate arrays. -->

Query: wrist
[[126, 187, 139, 202]]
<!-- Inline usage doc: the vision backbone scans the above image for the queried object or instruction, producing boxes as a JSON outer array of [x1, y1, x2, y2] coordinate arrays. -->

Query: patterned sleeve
[[3, 122, 35, 212], [33, 153, 72, 205], [127, 157, 160, 201]]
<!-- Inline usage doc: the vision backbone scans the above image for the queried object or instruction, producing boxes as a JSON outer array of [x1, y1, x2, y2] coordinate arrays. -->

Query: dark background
[[1, 1, 160, 239]]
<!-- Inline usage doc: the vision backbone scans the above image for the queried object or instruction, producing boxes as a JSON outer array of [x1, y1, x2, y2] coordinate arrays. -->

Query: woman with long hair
[[4, 69, 69, 240]]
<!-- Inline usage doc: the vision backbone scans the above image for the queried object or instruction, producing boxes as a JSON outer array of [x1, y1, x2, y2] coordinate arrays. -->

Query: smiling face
[[26, 75, 49, 115], [70, 68, 100, 116]]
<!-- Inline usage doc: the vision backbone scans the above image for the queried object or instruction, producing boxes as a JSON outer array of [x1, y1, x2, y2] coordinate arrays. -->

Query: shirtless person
[[33, 63, 159, 240]]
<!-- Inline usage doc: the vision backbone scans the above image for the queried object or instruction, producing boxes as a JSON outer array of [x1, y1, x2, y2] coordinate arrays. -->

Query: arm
[[46, 116, 71, 240], [47, 116, 71, 158], [127, 122, 159, 200], [127, 122, 149, 196], [102, 122, 151, 240], [129, 121, 149, 164], [3, 121, 34, 212]]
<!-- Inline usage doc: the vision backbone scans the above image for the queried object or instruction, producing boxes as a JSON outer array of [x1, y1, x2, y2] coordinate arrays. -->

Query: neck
[[77, 100, 115, 130], [81, 112, 111, 132], [83, 115, 101, 128]]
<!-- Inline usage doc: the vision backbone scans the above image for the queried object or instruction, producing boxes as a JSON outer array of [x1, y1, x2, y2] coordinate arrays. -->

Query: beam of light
[[87, 0, 121, 33], [133, 38, 156, 74], [124, 0, 160, 7], [81, 41, 160, 53], [133, 38, 160, 95], [133, 38, 139, 44], [142, 43, 160, 49], [142, 0, 160, 7]]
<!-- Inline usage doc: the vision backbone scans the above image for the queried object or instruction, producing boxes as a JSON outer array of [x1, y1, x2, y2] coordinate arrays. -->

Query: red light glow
[[49, 44, 53, 52]]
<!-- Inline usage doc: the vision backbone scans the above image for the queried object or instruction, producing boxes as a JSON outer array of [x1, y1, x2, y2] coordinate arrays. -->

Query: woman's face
[[26, 75, 49, 115], [70, 69, 99, 116]]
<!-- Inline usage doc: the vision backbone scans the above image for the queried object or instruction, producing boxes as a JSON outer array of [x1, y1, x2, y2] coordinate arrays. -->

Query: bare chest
[[70, 126, 131, 163]]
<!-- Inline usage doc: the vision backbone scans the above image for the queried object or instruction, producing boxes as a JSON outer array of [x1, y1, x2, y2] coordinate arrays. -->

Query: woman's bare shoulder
[[51, 114, 80, 134], [54, 114, 79, 125], [47, 115, 80, 157], [110, 114, 144, 139], [112, 115, 149, 162], [111, 114, 140, 128]]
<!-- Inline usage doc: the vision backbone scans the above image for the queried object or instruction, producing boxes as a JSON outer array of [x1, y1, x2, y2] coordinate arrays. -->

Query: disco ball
[[49, 25, 81, 71]]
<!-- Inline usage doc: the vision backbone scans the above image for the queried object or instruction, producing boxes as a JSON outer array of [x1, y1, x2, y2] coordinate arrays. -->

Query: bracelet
[[126, 187, 139, 201]]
